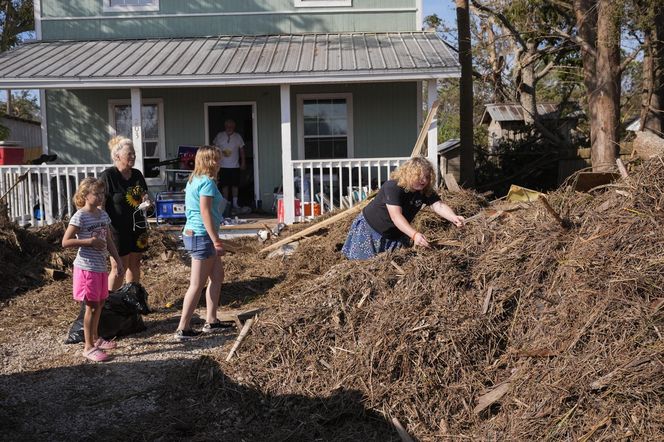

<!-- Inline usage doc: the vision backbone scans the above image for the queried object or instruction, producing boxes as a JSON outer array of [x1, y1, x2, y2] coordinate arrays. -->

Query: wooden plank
[[411, 99, 440, 157], [482, 286, 494, 314], [573, 172, 620, 192], [391, 417, 415, 442], [225, 317, 255, 362], [259, 198, 372, 255], [444, 173, 461, 192]]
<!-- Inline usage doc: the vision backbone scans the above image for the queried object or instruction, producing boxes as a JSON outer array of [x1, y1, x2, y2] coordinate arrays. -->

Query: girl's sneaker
[[174, 329, 202, 341], [202, 320, 233, 334], [95, 338, 117, 350], [83, 347, 109, 362]]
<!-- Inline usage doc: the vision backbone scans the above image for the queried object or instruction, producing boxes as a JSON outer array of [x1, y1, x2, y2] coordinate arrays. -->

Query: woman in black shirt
[[342, 157, 464, 260], [100, 136, 151, 290]]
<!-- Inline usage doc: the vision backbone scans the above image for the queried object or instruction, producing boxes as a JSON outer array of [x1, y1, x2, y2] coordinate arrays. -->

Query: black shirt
[[99, 167, 149, 232], [362, 179, 440, 239]]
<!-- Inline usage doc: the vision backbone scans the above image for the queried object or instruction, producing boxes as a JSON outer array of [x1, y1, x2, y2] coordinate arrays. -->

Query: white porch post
[[280, 84, 295, 224], [39, 90, 48, 154], [427, 80, 438, 183], [130, 88, 144, 173]]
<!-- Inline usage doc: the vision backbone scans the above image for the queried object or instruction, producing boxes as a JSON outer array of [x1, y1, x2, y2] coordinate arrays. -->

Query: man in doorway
[[213, 119, 248, 215]]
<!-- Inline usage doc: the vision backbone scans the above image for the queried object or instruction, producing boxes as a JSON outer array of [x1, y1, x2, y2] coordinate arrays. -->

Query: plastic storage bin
[[0, 142, 24, 165]]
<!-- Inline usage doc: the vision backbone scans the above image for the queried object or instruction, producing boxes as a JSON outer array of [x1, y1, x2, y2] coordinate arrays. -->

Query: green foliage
[[0, 89, 39, 120], [0, 0, 34, 51], [0, 124, 9, 140]]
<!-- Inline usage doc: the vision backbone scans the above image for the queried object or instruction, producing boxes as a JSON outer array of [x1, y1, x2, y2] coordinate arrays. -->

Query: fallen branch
[[259, 199, 371, 255], [226, 317, 255, 362], [540, 196, 569, 229], [391, 417, 415, 442]]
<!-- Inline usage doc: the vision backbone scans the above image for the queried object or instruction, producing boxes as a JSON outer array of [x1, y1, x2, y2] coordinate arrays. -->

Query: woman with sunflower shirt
[[100, 136, 151, 291]]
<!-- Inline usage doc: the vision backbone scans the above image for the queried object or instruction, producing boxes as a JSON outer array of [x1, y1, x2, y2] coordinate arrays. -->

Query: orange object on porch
[[302, 202, 321, 217]]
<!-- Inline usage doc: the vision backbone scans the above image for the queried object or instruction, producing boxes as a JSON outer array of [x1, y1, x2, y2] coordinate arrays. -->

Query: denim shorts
[[182, 233, 216, 260]]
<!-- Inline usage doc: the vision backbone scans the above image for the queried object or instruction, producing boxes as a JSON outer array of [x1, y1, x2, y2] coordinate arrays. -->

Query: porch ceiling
[[0, 32, 460, 89]]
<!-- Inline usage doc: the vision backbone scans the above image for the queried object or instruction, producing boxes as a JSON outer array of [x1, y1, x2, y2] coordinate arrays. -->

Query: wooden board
[[573, 172, 620, 192]]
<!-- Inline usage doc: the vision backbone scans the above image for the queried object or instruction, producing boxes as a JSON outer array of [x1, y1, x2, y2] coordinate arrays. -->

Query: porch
[[0, 32, 460, 225]]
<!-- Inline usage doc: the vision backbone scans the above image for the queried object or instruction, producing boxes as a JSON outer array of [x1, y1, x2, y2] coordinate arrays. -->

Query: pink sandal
[[83, 347, 109, 362], [95, 338, 117, 350]]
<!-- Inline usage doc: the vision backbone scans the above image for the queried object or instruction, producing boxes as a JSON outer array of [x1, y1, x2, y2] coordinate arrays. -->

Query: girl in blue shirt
[[175, 145, 231, 340]]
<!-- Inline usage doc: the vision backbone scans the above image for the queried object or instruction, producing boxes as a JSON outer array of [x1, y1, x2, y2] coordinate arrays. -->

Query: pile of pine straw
[[216, 158, 664, 440]]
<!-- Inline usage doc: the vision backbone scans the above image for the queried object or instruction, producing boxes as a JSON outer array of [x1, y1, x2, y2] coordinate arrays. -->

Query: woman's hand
[[412, 232, 430, 248], [214, 240, 225, 256], [89, 236, 106, 250], [449, 215, 465, 227]]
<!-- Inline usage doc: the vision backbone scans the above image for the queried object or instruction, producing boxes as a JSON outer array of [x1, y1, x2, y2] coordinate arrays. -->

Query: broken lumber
[[411, 99, 440, 157], [539, 196, 568, 229], [444, 173, 461, 192], [481, 286, 494, 315], [259, 198, 372, 255], [226, 317, 255, 362], [391, 417, 415, 442], [473, 381, 511, 414], [616, 158, 629, 180]]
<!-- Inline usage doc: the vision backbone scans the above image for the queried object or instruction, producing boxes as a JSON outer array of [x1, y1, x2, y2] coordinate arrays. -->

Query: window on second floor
[[103, 0, 159, 12], [294, 0, 352, 7]]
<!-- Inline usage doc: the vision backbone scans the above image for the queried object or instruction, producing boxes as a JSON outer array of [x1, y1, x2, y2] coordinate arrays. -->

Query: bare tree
[[456, 0, 476, 186]]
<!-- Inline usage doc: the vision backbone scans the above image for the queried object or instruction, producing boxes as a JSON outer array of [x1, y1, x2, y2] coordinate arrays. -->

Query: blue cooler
[[155, 191, 186, 223]]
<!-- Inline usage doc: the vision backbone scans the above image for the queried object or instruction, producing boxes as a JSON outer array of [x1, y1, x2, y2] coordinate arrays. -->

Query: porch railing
[[0, 164, 110, 226], [289, 157, 410, 221]]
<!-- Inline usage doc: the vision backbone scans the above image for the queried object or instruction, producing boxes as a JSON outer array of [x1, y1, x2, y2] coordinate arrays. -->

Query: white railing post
[[427, 80, 439, 185], [280, 84, 295, 225]]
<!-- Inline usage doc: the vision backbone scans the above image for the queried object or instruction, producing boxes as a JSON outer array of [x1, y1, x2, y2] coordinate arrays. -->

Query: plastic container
[[155, 191, 186, 223], [0, 142, 24, 165]]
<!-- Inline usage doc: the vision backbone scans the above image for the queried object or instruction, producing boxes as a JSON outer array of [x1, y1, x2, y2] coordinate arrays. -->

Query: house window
[[103, 0, 159, 12], [298, 93, 353, 159], [294, 0, 352, 7], [108, 99, 165, 180]]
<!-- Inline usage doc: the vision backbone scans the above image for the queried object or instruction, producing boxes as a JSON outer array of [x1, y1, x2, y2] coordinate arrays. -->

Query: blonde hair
[[108, 136, 133, 162], [189, 145, 221, 182], [390, 156, 436, 196], [74, 177, 106, 209]]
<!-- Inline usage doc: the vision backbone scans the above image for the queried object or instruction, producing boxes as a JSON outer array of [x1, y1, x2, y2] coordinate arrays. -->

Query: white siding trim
[[280, 84, 295, 225], [130, 88, 144, 174], [416, 0, 423, 30], [296, 92, 354, 160], [203, 101, 260, 205], [34, 0, 42, 40], [41, 7, 415, 20], [294, 0, 352, 7], [39, 89, 47, 154], [427, 80, 438, 183], [102, 0, 159, 13], [0, 71, 460, 90]]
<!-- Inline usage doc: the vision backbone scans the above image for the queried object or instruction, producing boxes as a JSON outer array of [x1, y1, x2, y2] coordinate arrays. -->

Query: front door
[[205, 103, 258, 209]]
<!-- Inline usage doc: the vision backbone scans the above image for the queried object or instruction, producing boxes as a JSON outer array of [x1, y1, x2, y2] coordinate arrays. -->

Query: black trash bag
[[65, 283, 151, 344]]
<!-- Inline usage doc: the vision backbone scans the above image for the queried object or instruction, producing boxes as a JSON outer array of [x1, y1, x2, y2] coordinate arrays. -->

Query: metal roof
[[481, 103, 562, 124], [0, 32, 460, 89]]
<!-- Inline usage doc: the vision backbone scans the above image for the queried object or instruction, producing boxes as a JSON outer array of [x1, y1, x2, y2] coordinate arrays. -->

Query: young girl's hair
[[108, 136, 133, 162], [189, 145, 221, 182], [391, 156, 436, 196], [74, 177, 106, 209]]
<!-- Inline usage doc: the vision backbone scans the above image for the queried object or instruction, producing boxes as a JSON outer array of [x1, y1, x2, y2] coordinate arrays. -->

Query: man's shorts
[[182, 232, 216, 260], [218, 168, 241, 187]]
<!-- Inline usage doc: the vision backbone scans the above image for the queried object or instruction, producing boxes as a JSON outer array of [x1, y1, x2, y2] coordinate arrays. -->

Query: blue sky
[[422, 0, 457, 29]]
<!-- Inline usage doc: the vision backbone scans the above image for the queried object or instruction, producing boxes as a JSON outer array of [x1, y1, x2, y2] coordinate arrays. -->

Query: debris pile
[[216, 159, 664, 440]]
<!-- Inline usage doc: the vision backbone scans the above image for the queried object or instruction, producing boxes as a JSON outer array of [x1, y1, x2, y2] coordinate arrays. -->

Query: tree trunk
[[484, 21, 506, 103], [575, 0, 620, 171], [640, 8, 664, 135], [518, 41, 537, 124], [456, 0, 475, 187]]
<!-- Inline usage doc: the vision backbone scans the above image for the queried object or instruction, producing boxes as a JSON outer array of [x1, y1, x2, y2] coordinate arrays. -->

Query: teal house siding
[[41, 0, 418, 40], [46, 81, 417, 206]]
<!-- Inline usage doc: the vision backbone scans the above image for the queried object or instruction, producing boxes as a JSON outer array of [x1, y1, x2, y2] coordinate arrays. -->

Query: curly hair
[[189, 145, 221, 182], [108, 136, 133, 162], [390, 156, 436, 196], [74, 177, 106, 209]]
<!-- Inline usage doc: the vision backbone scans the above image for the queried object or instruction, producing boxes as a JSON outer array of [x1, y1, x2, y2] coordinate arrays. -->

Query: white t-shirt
[[213, 131, 245, 168]]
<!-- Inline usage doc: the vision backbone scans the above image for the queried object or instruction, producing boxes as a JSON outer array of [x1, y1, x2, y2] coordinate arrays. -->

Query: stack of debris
[[215, 159, 664, 440]]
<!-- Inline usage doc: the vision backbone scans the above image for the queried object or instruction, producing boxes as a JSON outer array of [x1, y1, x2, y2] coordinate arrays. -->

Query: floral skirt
[[342, 213, 407, 260]]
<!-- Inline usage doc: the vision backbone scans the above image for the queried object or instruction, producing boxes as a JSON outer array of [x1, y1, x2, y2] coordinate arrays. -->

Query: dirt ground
[[0, 228, 394, 442]]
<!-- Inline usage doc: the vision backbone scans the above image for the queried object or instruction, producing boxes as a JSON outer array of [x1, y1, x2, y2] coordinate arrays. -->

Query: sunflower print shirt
[[100, 167, 149, 233]]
